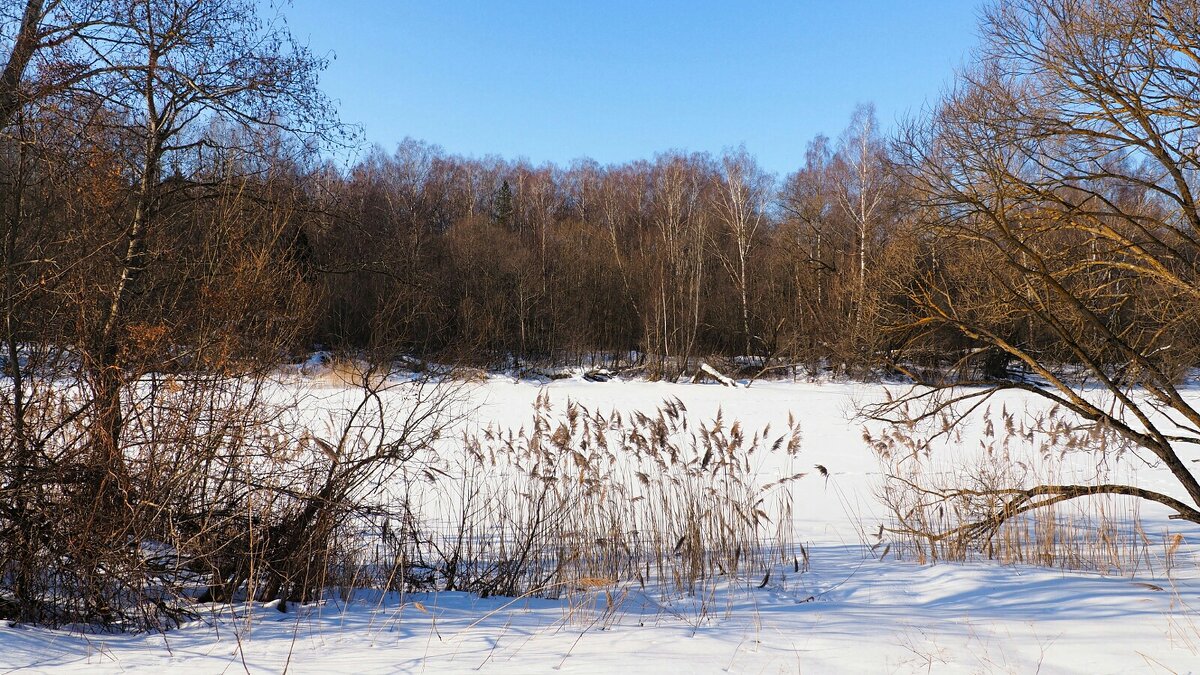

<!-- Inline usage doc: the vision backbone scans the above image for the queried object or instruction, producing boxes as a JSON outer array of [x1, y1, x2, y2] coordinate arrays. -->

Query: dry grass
[[869, 403, 1190, 575], [306, 355, 371, 387], [388, 393, 806, 602]]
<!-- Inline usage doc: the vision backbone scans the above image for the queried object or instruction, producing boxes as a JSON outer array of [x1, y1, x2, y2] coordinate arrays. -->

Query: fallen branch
[[695, 362, 741, 388]]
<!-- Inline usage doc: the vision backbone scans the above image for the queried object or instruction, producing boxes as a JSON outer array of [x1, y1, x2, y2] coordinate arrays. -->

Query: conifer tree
[[493, 179, 514, 229]]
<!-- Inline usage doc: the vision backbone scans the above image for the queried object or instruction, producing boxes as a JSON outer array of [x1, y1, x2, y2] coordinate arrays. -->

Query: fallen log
[[695, 362, 741, 387]]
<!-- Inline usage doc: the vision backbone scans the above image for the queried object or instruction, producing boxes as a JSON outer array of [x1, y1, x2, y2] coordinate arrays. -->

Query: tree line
[[7, 5, 1190, 385], [309, 106, 907, 378]]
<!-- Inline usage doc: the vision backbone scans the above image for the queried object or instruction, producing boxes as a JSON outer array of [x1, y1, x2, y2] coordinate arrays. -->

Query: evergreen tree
[[493, 179, 514, 229]]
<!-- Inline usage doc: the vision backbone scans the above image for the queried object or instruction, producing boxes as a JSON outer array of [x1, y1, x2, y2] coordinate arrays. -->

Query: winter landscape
[[4, 0, 1200, 672], [4, 373, 1200, 673]]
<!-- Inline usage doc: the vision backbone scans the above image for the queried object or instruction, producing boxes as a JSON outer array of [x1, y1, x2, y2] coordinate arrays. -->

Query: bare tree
[[779, 135, 838, 363], [881, 0, 1200, 548], [711, 147, 772, 359], [76, 0, 337, 492], [0, 1, 105, 128], [831, 104, 892, 343], [0, 0, 342, 627], [647, 153, 712, 377]]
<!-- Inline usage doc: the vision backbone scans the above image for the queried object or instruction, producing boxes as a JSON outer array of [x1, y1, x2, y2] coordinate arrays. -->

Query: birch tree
[[832, 104, 890, 336], [647, 153, 711, 376], [712, 147, 771, 358]]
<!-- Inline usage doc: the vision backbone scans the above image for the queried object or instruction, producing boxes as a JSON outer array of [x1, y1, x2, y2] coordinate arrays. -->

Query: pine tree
[[493, 179, 514, 229]]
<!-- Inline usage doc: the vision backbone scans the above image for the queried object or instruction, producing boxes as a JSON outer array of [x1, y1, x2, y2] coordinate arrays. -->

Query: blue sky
[[283, 1, 983, 175]]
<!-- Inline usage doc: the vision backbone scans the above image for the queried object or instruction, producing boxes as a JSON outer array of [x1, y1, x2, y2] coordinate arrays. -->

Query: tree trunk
[[0, 1, 47, 130]]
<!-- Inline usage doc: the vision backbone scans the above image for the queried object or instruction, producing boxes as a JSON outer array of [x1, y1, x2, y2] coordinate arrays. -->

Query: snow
[[4, 376, 1200, 673]]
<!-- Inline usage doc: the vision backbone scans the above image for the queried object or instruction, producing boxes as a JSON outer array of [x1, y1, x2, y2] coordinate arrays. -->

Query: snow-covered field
[[4, 376, 1199, 673]]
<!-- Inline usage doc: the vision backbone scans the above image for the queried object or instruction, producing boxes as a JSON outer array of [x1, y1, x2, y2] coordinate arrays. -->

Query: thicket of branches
[[0, 0, 384, 629]]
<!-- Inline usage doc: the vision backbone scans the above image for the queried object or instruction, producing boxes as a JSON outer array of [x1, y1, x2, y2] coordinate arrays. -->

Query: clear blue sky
[[283, 1, 984, 175]]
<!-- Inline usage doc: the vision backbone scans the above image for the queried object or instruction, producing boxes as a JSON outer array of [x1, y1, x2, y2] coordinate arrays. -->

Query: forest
[[4, 3, 1197, 383], [2, 0, 1200, 649]]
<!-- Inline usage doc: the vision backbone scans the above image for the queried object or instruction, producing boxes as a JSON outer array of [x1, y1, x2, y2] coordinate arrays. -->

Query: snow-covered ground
[[4, 376, 1199, 673]]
